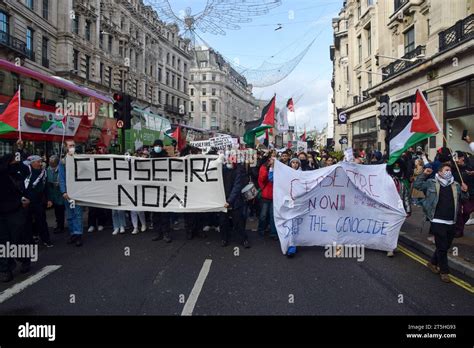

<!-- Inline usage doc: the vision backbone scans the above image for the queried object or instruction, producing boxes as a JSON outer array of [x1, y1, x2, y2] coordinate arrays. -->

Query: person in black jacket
[[24, 155, 53, 247], [219, 162, 250, 248], [150, 139, 172, 243], [0, 153, 32, 282]]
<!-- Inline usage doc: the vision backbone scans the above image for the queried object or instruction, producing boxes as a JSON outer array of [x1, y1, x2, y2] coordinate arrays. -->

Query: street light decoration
[[144, 0, 282, 36]]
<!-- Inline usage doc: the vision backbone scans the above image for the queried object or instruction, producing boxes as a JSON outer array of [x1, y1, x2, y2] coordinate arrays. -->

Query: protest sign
[[66, 155, 227, 213], [297, 141, 308, 153], [273, 161, 406, 254], [209, 135, 233, 150], [190, 140, 211, 149]]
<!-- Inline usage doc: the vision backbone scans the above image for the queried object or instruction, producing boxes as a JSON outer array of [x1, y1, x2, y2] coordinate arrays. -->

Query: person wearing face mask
[[58, 139, 84, 247], [386, 160, 412, 257], [24, 155, 53, 248], [297, 152, 309, 171], [414, 164, 469, 283], [150, 139, 172, 242], [0, 153, 31, 282]]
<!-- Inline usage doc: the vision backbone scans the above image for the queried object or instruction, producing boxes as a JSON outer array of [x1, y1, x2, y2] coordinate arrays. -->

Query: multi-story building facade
[[0, 0, 192, 123], [189, 46, 258, 136], [330, 0, 473, 159]]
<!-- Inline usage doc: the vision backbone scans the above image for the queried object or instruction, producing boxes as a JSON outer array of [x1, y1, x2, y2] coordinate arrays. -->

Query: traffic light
[[123, 94, 133, 130], [113, 92, 125, 121], [113, 93, 133, 129]]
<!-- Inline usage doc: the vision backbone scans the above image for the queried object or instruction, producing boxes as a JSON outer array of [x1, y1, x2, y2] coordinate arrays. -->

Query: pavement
[[400, 205, 474, 279], [0, 208, 472, 315]]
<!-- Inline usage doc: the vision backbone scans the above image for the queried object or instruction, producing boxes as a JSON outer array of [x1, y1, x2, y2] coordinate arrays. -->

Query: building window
[[172, 75, 175, 89], [177, 77, 181, 91], [42, 0, 49, 20], [73, 49, 79, 71], [202, 101, 207, 112], [158, 67, 162, 82], [108, 67, 112, 88], [212, 74, 216, 81], [100, 62, 104, 83], [368, 70, 372, 88], [190, 88, 194, 96], [184, 63, 187, 72], [166, 53, 170, 64], [200, 61, 207, 68], [26, 28, 34, 60], [191, 101, 194, 112], [357, 35, 362, 63], [202, 116, 207, 128], [191, 74, 194, 81], [26, 0, 34, 10], [41, 36, 48, 67], [172, 55, 175, 67], [211, 100, 217, 112], [358, 76, 361, 96], [367, 0, 373, 5], [212, 88, 216, 96], [85, 21, 91, 41], [202, 88, 206, 96], [366, 25, 371, 56], [404, 27, 415, 54], [211, 117, 217, 127], [177, 58, 181, 70], [165, 94, 169, 105], [72, 15, 79, 34], [166, 72, 169, 85], [85, 55, 90, 80], [108, 36, 112, 53], [0, 11, 9, 35], [446, 81, 468, 111], [202, 74, 207, 81], [357, 0, 361, 19]]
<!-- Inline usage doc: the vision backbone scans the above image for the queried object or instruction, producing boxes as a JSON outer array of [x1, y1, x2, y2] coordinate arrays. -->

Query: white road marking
[[181, 259, 212, 316], [0, 265, 62, 304]]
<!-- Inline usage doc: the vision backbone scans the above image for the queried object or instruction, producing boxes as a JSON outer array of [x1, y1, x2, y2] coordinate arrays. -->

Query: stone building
[[330, 0, 473, 158], [189, 46, 258, 136], [0, 0, 192, 123]]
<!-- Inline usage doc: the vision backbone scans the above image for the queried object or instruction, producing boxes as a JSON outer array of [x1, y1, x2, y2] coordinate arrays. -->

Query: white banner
[[209, 136, 233, 150], [66, 155, 227, 212], [273, 161, 406, 254]]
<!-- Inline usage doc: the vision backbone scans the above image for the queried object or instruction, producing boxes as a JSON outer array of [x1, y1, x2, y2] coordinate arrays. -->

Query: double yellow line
[[397, 244, 474, 294]]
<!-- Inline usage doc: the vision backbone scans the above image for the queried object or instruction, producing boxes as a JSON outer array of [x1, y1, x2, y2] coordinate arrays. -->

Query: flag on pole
[[0, 89, 21, 135], [243, 95, 276, 147], [171, 125, 186, 151], [388, 89, 441, 165], [300, 127, 306, 142], [276, 98, 292, 134]]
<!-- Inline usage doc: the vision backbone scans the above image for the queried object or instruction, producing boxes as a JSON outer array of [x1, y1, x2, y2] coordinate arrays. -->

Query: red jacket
[[258, 165, 273, 200]]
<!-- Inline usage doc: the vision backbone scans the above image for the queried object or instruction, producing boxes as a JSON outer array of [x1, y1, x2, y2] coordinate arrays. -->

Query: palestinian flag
[[171, 125, 186, 151], [388, 89, 441, 165], [243, 95, 275, 147], [0, 90, 20, 135]]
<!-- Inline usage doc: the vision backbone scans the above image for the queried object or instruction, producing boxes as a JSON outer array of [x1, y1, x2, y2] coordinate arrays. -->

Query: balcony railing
[[439, 14, 474, 52], [381, 45, 425, 80], [394, 0, 409, 13], [164, 104, 180, 115], [0, 30, 29, 58]]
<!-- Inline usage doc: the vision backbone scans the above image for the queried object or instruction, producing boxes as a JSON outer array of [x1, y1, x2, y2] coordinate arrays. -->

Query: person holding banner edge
[[150, 139, 172, 243]]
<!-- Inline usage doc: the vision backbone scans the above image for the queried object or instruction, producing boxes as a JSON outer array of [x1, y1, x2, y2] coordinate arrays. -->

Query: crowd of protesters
[[1, 135, 473, 283]]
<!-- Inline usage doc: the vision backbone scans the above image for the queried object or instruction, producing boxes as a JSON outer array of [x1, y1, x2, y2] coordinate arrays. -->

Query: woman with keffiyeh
[[414, 163, 469, 283]]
